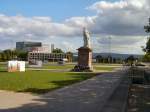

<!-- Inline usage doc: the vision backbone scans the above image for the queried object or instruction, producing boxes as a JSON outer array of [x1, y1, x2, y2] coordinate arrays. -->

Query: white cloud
[[87, 1, 127, 12], [0, 0, 149, 54], [32, 17, 52, 22], [87, 0, 150, 36], [94, 35, 147, 54], [65, 16, 95, 28], [61, 41, 76, 52], [0, 14, 81, 40], [88, 0, 149, 12]]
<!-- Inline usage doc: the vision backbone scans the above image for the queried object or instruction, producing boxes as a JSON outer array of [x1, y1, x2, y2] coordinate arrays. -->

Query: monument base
[[72, 65, 93, 72], [72, 47, 93, 72]]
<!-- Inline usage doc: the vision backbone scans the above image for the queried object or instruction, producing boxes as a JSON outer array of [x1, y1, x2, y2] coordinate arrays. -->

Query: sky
[[0, 0, 149, 54]]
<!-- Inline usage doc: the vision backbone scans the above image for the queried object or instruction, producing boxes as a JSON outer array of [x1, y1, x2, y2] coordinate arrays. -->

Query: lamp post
[[108, 36, 112, 63]]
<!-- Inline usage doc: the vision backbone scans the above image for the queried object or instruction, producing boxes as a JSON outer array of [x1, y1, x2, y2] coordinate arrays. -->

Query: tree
[[126, 55, 135, 66], [143, 18, 150, 62], [0, 53, 2, 61], [52, 48, 64, 53], [0, 49, 17, 61], [95, 55, 103, 63], [143, 53, 150, 62], [126, 55, 135, 61], [144, 18, 150, 53], [15, 50, 28, 61], [0, 49, 29, 61], [143, 38, 150, 53]]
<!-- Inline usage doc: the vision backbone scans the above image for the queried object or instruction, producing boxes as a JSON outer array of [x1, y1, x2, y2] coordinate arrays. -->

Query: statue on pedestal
[[72, 27, 93, 72], [83, 27, 91, 48]]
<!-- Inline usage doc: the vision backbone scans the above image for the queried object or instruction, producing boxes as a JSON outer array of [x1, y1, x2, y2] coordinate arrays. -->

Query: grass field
[[42, 63, 121, 71], [0, 62, 121, 71], [0, 62, 121, 94], [0, 62, 7, 72], [0, 71, 95, 94], [94, 66, 118, 71], [42, 64, 74, 69]]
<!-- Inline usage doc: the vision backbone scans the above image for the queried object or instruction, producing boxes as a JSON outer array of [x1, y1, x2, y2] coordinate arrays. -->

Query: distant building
[[28, 52, 69, 62], [30, 44, 50, 53], [51, 44, 54, 53], [16, 42, 42, 52]]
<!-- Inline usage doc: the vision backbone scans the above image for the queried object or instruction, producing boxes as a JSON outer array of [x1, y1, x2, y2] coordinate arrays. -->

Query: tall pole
[[108, 36, 111, 63], [10, 39, 13, 60]]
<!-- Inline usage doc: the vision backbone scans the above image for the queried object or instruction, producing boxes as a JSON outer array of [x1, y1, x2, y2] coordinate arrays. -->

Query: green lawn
[[0, 62, 7, 72], [0, 62, 120, 71], [42, 64, 120, 71], [42, 64, 74, 69], [0, 67, 7, 72], [0, 62, 120, 94], [0, 71, 95, 94], [94, 66, 119, 71]]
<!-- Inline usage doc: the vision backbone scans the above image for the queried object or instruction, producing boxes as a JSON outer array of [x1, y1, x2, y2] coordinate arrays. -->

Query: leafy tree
[[52, 48, 64, 53], [95, 55, 103, 63], [15, 50, 28, 61], [0, 53, 2, 61], [143, 38, 150, 53], [126, 55, 135, 62], [143, 18, 150, 62], [2, 49, 17, 60], [125, 55, 136, 66], [0, 49, 28, 61], [143, 53, 150, 62]]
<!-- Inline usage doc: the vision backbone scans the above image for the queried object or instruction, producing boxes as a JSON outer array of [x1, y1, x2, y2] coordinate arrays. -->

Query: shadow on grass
[[0, 70, 7, 72], [17, 88, 56, 94], [17, 73, 98, 94], [16, 79, 87, 94]]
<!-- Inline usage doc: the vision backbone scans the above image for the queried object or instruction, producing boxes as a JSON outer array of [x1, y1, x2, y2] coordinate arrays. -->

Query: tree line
[[0, 48, 73, 62], [0, 49, 28, 61]]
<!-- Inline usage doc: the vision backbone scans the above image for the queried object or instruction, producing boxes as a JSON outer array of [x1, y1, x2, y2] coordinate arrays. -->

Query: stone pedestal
[[72, 47, 93, 72], [78, 47, 92, 68]]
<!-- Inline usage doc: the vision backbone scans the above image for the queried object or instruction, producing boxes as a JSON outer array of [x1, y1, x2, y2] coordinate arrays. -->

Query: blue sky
[[0, 0, 114, 21], [0, 0, 149, 54]]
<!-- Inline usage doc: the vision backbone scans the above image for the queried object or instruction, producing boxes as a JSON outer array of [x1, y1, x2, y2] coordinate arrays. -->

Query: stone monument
[[73, 28, 93, 72]]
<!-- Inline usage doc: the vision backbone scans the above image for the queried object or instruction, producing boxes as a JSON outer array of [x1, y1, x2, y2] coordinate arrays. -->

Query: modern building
[[16, 42, 42, 52], [30, 44, 50, 53], [28, 52, 69, 62], [28, 49, 73, 62]]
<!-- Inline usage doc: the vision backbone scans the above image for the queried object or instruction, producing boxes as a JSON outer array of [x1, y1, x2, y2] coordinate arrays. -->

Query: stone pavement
[[0, 70, 128, 112]]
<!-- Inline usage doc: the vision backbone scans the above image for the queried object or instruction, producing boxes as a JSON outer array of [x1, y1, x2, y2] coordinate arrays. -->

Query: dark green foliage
[[95, 55, 103, 63], [143, 38, 150, 53], [16, 50, 28, 61], [0, 49, 17, 61], [142, 53, 150, 62], [0, 49, 28, 61], [143, 18, 150, 62], [52, 48, 64, 53], [95, 55, 122, 63], [125, 55, 135, 65]]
